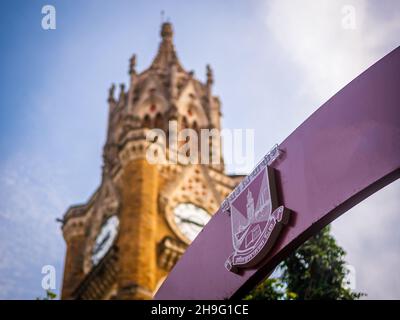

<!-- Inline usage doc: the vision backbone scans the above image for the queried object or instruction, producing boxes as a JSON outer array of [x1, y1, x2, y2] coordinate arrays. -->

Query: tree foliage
[[36, 290, 57, 300], [245, 226, 364, 300]]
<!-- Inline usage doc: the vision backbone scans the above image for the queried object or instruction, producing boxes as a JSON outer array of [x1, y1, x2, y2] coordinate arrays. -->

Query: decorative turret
[[129, 54, 136, 76], [127, 54, 137, 113], [118, 83, 125, 101], [108, 83, 116, 104], [206, 64, 213, 89]]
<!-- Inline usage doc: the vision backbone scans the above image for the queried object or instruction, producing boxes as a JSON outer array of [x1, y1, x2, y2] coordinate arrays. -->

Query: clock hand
[[180, 218, 204, 228], [93, 232, 111, 255]]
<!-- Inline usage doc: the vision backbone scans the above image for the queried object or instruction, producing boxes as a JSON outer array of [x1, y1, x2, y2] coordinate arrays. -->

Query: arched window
[[181, 116, 189, 129], [191, 120, 200, 155], [192, 120, 199, 132], [143, 114, 152, 128], [154, 112, 163, 129]]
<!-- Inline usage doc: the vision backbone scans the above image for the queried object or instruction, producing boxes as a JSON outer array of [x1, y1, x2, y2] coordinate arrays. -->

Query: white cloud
[[265, 0, 400, 107]]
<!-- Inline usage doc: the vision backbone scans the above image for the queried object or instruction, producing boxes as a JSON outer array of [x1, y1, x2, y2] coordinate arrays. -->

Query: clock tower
[[60, 22, 242, 300]]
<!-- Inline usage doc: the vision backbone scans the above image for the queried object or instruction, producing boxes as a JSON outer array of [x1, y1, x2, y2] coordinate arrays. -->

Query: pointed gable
[[176, 79, 209, 127]]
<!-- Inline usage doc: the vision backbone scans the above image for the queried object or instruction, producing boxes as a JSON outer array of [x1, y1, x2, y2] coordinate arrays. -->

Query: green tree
[[36, 290, 57, 300], [245, 226, 364, 300]]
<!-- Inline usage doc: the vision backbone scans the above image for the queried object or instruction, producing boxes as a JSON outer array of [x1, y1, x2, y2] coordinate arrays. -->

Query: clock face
[[91, 215, 119, 266], [173, 203, 211, 242]]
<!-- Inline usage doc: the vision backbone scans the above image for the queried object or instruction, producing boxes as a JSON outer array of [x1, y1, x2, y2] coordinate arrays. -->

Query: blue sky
[[0, 0, 399, 299]]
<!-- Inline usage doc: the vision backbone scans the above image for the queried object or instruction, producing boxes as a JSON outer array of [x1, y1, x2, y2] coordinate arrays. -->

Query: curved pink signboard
[[155, 47, 400, 300]]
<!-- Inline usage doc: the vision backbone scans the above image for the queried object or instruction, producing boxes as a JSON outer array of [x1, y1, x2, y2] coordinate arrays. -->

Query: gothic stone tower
[[61, 22, 242, 300]]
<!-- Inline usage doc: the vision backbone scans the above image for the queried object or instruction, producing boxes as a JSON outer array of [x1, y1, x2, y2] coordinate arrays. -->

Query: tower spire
[[150, 21, 184, 71]]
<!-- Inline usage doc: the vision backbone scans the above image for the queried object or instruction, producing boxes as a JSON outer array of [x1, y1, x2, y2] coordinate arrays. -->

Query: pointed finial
[[150, 18, 181, 71], [108, 83, 115, 103], [129, 54, 136, 75], [206, 64, 213, 86], [119, 83, 125, 99], [161, 21, 173, 41]]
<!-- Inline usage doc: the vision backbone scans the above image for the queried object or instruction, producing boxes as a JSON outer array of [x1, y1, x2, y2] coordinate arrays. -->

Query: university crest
[[224, 145, 290, 272]]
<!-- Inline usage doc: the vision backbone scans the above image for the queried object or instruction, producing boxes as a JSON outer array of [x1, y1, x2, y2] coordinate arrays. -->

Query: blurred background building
[[61, 22, 242, 299]]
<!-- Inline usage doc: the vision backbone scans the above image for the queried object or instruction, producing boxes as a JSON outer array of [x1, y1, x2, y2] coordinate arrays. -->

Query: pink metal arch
[[155, 46, 400, 300]]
